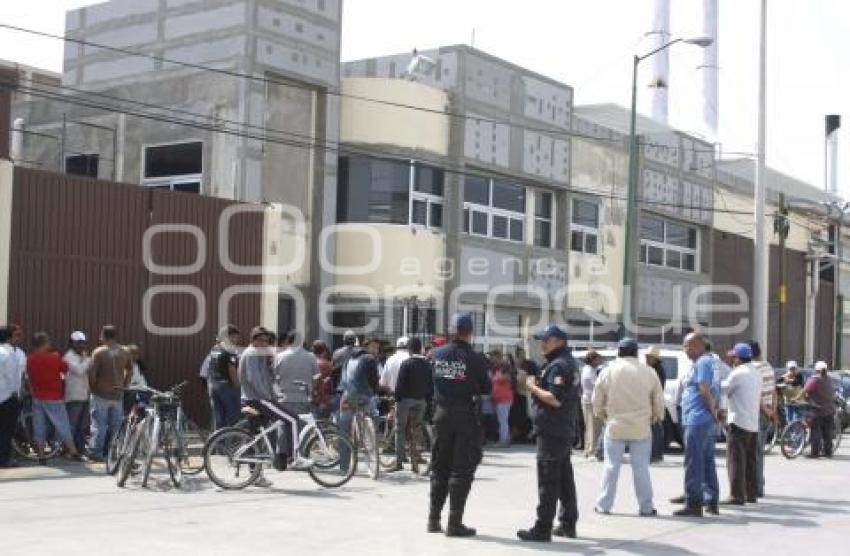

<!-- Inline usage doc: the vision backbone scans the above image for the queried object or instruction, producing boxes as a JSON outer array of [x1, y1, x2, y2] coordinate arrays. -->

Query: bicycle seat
[[241, 406, 261, 417]]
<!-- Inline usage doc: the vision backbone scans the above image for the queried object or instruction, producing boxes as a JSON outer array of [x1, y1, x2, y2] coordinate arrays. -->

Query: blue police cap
[[533, 324, 568, 341], [451, 312, 474, 333], [732, 342, 753, 359], [618, 337, 639, 353]]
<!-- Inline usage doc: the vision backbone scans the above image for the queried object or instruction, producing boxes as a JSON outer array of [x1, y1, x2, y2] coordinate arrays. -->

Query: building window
[[463, 175, 526, 242], [143, 142, 202, 194], [534, 190, 553, 248], [570, 198, 599, 254], [337, 157, 444, 230], [410, 163, 444, 230], [65, 154, 99, 178], [639, 215, 698, 271]]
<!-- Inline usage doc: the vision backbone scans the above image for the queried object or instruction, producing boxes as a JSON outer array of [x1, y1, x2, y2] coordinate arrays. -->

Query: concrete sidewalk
[[1, 437, 848, 555]]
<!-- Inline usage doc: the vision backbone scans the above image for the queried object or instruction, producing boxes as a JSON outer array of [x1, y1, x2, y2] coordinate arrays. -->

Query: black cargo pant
[[0, 395, 21, 466], [726, 423, 757, 502], [536, 433, 578, 529], [810, 414, 834, 457], [430, 405, 482, 521]]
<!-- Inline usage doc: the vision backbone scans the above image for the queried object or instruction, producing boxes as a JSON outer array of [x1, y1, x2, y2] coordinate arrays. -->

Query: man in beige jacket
[[592, 338, 665, 516]]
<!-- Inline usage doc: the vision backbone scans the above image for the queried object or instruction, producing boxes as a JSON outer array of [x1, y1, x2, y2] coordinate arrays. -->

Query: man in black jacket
[[428, 313, 491, 537], [645, 346, 667, 463], [518, 324, 581, 543], [389, 337, 433, 472]]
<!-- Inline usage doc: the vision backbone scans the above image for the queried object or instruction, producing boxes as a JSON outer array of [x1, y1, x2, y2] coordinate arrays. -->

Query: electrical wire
[[0, 22, 759, 157], [11, 81, 768, 218]]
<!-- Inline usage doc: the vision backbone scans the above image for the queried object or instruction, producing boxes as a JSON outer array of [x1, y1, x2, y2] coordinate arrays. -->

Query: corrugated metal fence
[[7, 167, 264, 423]]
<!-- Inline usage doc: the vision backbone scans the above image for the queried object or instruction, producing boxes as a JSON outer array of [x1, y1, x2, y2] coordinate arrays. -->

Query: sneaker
[[289, 456, 314, 471], [593, 506, 610, 515]]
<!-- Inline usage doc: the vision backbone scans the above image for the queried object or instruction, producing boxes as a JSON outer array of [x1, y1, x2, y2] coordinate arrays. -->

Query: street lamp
[[620, 36, 714, 339]]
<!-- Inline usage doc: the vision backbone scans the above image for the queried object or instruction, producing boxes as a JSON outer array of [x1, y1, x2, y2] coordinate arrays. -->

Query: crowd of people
[[0, 317, 842, 544]]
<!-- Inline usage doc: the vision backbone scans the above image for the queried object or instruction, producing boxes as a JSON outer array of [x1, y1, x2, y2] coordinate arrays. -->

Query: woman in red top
[[311, 340, 336, 419], [491, 354, 515, 447], [26, 332, 82, 463]]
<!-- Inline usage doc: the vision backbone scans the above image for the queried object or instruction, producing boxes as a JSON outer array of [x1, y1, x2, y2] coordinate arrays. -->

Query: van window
[[660, 357, 678, 380]]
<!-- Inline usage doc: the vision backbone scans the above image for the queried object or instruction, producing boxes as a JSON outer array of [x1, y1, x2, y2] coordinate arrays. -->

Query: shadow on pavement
[[473, 533, 698, 555]]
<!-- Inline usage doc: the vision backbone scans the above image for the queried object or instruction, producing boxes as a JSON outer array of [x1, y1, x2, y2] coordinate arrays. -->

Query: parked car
[[572, 347, 718, 449]]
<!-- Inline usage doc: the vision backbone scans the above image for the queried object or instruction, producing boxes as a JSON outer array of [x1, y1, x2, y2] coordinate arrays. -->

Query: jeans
[[65, 400, 90, 453], [209, 381, 241, 430], [651, 421, 665, 461], [596, 433, 654, 514], [395, 398, 426, 461], [495, 402, 512, 445], [32, 399, 74, 446], [683, 421, 719, 506], [89, 396, 124, 458], [755, 414, 770, 497], [0, 395, 21, 465]]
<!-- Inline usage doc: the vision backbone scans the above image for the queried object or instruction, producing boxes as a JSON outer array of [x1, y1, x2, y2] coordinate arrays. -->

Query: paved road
[[1, 437, 848, 555]]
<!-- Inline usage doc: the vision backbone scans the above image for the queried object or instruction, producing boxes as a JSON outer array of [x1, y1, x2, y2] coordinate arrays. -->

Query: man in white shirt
[[592, 338, 665, 516], [720, 343, 762, 505], [379, 337, 410, 394], [273, 330, 318, 416], [63, 331, 91, 454], [0, 326, 21, 467]]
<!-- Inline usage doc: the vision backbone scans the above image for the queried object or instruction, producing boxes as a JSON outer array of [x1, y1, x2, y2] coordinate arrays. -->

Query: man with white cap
[[380, 336, 410, 395], [720, 343, 761, 505], [63, 331, 91, 454]]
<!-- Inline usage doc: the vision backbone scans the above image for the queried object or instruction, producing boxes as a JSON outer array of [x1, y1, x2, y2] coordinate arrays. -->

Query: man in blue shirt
[[673, 332, 720, 517]]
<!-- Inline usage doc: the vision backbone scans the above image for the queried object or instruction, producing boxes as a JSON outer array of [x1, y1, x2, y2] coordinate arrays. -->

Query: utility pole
[[775, 194, 789, 364], [752, 0, 769, 355]]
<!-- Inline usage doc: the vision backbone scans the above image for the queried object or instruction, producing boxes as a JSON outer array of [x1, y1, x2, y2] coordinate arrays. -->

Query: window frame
[[141, 140, 204, 194], [639, 215, 699, 273], [409, 162, 444, 231], [533, 190, 554, 248], [570, 198, 600, 255], [462, 175, 526, 243]]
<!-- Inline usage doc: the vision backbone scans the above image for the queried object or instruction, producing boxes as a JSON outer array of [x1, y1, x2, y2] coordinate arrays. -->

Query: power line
[[0, 22, 757, 158], [10, 82, 767, 217]]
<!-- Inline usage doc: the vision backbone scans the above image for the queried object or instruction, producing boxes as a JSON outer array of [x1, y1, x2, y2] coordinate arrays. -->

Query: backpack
[[210, 347, 238, 384]]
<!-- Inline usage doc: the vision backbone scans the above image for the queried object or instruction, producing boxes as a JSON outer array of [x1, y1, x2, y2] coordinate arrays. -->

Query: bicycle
[[345, 398, 380, 480], [376, 397, 433, 476], [116, 381, 188, 488], [106, 394, 148, 475], [203, 381, 356, 490], [780, 403, 811, 459], [11, 395, 63, 461]]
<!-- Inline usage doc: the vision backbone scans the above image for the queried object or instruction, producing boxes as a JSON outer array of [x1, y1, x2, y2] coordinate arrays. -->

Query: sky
[[1, 0, 848, 193]]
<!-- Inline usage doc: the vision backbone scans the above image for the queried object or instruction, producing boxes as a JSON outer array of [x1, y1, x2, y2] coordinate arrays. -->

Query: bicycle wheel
[[176, 416, 207, 476], [780, 421, 806, 459], [141, 418, 160, 488], [411, 424, 433, 477], [305, 427, 356, 488], [203, 427, 265, 490], [117, 420, 145, 487], [106, 420, 128, 476], [761, 421, 777, 455], [12, 411, 63, 461], [357, 415, 380, 480], [162, 422, 183, 488], [377, 416, 397, 470]]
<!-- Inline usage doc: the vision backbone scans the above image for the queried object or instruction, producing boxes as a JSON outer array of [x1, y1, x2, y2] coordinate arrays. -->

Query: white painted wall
[[340, 78, 449, 157]]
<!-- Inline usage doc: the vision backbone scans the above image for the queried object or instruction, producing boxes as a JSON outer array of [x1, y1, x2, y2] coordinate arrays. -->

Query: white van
[[572, 347, 730, 448]]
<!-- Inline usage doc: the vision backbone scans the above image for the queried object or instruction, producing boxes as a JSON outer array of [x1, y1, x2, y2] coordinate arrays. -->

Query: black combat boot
[[673, 503, 704, 517], [552, 522, 577, 538], [517, 524, 551, 542], [445, 480, 475, 537], [428, 477, 448, 533], [446, 512, 476, 537]]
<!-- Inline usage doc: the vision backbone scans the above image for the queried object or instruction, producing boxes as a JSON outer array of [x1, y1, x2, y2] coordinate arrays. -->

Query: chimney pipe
[[826, 114, 840, 196], [701, 0, 719, 138], [649, 0, 671, 123]]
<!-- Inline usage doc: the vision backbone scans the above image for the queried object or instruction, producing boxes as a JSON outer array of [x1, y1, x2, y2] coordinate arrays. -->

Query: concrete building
[[342, 45, 574, 353], [9, 0, 343, 340]]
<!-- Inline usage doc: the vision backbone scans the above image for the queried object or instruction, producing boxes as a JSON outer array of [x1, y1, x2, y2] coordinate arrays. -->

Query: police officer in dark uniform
[[517, 324, 580, 542], [428, 313, 491, 537]]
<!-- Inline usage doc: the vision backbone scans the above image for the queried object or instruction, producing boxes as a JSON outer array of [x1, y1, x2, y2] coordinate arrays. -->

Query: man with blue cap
[[720, 343, 762, 505], [427, 312, 491, 537], [517, 324, 580, 542]]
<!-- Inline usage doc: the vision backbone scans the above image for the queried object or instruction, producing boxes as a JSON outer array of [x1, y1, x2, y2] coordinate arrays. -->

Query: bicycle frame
[[232, 416, 332, 466]]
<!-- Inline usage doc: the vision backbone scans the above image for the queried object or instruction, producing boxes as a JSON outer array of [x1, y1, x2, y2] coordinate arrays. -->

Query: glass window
[[534, 220, 551, 248], [492, 215, 508, 238], [411, 199, 428, 226], [414, 164, 444, 196], [666, 222, 692, 248], [640, 217, 664, 242], [430, 203, 443, 228], [585, 233, 598, 254], [571, 231, 584, 252], [666, 249, 681, 269], [648, 245, 664, 266], [510, 219, 523, 242], [492, 180, 525, 213], [66, 154, 99, 178], [535, 191, 552, 218], [463, 208, 470, 233], [471, 211, 488, 235], [337, 156, 408, 224], [572, 199, 599, 228], [464, 175, 490, 204], [683, 253, 696, 271], [144, 142, 202, 178]]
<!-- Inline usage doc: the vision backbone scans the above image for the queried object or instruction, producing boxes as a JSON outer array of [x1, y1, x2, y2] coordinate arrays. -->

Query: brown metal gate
[[7, 167, 263, 423]]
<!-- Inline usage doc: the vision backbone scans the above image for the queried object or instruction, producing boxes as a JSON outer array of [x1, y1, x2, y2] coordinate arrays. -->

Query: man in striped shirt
[[748, 341, 776, 499]]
